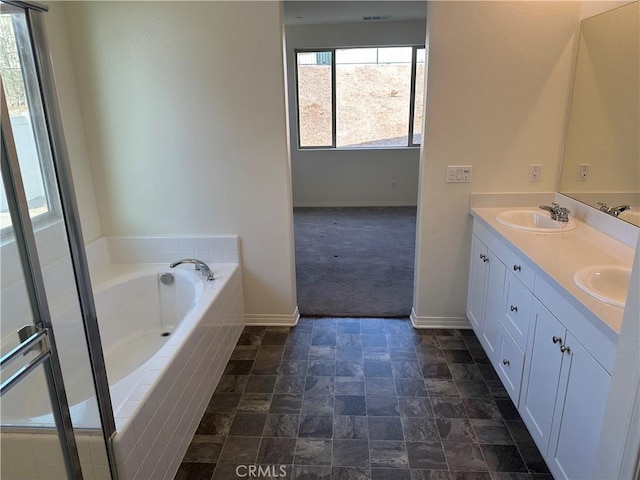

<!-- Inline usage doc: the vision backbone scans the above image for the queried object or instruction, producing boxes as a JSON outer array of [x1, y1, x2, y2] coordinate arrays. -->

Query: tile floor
[[175, 318, 553, 480]]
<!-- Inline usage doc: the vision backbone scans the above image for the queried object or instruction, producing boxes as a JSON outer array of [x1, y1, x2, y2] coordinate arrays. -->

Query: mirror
[[558, 1, 639, 226]]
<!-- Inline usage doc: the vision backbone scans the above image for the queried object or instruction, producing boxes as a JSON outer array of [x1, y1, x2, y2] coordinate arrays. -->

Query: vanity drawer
[[503, 273, 533, 350], [496, 328, 525, 406], [496, 245, 535, 290]]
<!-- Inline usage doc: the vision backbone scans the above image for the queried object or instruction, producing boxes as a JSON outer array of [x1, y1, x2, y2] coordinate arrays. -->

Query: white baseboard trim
[[293, 201, 418, 208], [410, 308, 472, 329], [245, 306, 300, 326]]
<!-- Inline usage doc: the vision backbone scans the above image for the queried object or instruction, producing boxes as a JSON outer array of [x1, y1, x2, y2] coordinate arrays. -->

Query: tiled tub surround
[[0, 234, 244, 480], [177, 318, 553, 480]]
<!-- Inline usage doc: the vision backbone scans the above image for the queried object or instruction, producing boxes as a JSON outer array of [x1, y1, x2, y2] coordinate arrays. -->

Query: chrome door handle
[[502, 359, 510, 366], [560, 345, 571, 354], [552, 336, 562, 344], [510, 305, 518, 312], [513, 265, 521, 271], [480, 254, 489, 263]]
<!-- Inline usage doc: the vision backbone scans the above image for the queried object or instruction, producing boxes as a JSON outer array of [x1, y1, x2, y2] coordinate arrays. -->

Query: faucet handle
[[597, 202, 610, 212], [555, 207, 571, 222]]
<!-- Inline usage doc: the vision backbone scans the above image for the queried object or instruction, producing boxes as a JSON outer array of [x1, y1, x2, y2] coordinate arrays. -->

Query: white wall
[[44, 2, 102, 243], [64, 1, 297, 322], [286, 21, 426, 207], [580, 0, 636, 19], [413, 1, 581, 323]]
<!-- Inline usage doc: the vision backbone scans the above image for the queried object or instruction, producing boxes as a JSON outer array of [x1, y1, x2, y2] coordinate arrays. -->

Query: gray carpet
[[294, 207, 417, 317]]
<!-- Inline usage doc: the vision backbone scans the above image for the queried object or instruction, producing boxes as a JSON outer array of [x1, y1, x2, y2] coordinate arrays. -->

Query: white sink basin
[[618, 209, 640, 227], [574, 265, 631, 308], [496, 209, 576, 233]]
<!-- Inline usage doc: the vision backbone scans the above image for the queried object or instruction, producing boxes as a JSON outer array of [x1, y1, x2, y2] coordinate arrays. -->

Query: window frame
[[1, 8, 61, 241], [295, 45, 425, 151]]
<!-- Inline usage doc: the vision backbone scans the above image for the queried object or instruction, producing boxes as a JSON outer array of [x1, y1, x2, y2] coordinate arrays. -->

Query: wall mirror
[[558, 1, 639, 226]]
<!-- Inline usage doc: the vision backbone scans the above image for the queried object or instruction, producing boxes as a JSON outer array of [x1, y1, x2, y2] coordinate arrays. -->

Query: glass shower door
[[1, 2, 115, 478], [1, 90, 82, 477]]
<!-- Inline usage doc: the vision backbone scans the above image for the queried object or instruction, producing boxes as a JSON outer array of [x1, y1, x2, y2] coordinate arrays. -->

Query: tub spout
[[170, 258, 214, 281]]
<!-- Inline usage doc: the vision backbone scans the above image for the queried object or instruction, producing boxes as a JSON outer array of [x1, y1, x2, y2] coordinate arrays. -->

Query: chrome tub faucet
[[170, 258, 215, 281], [539, 203, 571, 222]]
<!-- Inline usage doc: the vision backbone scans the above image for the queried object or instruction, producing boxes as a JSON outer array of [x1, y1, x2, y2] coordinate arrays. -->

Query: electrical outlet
[[446, 166, 472, 183], [529, 164, 542, 182], [578, 163, 590, 182]]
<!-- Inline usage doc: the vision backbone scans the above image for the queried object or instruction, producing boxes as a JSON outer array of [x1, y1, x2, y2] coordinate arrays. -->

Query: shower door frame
[[1, 82, 82, 478], [1, 0, 118, 477]]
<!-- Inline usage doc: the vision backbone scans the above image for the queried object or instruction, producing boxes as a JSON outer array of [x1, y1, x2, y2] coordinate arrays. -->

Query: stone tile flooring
[[175, 318, 553, 480]]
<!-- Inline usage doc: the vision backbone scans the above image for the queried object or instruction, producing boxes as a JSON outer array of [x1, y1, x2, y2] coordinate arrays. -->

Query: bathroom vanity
[[466, 204, 634, 480]]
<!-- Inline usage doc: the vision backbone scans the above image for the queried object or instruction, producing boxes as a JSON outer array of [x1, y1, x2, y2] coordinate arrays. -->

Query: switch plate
[[578, 163, 590, 182], [446, 166, 472, 183], [529, 164, 542, 182]]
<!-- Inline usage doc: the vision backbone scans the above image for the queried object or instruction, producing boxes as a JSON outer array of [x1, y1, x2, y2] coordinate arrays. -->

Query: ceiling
[[283, 1, 428, 25]]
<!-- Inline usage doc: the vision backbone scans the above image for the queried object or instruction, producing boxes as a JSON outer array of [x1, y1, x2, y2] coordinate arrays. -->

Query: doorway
[[293, 206, 417, 317]]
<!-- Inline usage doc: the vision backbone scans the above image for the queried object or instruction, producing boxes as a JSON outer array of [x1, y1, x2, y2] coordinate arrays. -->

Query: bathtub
[[1, 257, 244, 479]]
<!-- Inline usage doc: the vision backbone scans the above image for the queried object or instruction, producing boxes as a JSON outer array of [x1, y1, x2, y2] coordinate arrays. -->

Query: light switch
[[446, 166, 472, 183]]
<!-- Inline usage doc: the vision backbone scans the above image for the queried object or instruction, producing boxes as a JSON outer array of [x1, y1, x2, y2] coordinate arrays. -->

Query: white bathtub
[[3, 266, 201, 427], [1, 259, 245, 479]]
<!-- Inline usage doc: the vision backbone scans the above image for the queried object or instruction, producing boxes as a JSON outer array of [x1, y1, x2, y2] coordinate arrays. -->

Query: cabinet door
[[482, 253, 506, 361], [496, 327, 525, 405], [547, 333, 611, 480], [467, 235, 488, 334], [520, 301, 565, 455]]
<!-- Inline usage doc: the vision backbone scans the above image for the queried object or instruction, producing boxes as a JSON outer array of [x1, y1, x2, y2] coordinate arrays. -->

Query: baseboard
[[245, 306, 300, 326], [293, 201, 418, 208], [410, 308, 472, 329]]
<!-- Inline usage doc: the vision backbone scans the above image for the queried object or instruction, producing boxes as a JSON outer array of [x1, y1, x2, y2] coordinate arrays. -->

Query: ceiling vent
[[362, 15, 392, 21]]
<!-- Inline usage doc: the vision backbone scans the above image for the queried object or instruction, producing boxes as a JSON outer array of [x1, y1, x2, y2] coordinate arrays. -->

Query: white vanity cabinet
[[519, 300, 565, 454], [495, 326, 525, 404], [548, 331, 611, 480], [521, 299, 612, 480], [467, 234, 490, 332], [467, 221, 530, 404], [467, 232, 506, 362], [467, 216, 617, 480]]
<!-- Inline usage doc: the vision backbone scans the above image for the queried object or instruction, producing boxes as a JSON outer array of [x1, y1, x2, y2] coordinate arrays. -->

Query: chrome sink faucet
[[610, 205, 631, 216], [539, 203, 571, 222], [598, 202, 631, 217], [170, 258, 215, 281]]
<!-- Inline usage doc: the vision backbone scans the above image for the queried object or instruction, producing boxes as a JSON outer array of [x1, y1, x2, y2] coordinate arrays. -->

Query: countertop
[[470, 206, 636, 338]]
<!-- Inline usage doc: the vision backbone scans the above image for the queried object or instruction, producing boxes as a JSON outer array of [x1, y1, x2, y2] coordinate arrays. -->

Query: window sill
[[297, 146, 420, 152]]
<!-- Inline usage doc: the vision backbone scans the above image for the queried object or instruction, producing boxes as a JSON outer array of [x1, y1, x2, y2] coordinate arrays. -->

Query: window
[[0, 10, 59, 234], [296, 46, 426, 149]]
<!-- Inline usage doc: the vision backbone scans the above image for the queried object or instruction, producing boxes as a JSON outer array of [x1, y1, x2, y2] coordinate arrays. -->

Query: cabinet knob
[[510, 305, 518, 312], [513, 265, 521, 272], [479, 254, 489, 263], [502, 359, 510, 366], [560, 345, 571, 354], [552, 336, 562, 344]]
